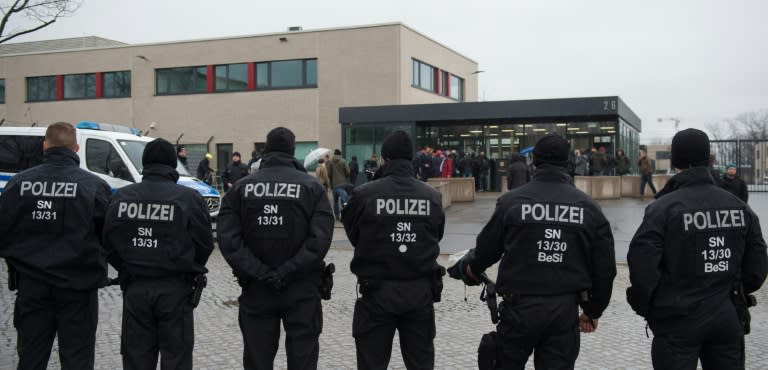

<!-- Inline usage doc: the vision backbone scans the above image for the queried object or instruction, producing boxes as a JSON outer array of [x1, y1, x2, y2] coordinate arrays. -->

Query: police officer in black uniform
[[217, 127, 334, 369], [450, 133, 616, 369], [0, 122, 112, 370], [102, 138, 214, 370], [342, 130, 446, 370], [627, 129, 767, 369]]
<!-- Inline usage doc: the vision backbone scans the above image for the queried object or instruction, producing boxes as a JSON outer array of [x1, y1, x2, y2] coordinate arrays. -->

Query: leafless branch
[[0, 0, 80, 44]]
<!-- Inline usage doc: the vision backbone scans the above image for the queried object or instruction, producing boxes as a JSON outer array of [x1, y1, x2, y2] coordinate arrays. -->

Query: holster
[[478, 331, 500, 370], [731, 282, 757, 335], [479, 273, 499, 324], [321, 263, 335, 300], [190, 274, 207, 308], [431, 265, 446, 303], [7, 262, 18, 291]]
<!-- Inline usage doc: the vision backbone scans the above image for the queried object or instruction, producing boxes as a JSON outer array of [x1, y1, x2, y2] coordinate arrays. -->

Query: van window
[[118, 139, 192, 176], [0, 135, 44, 172], [86, 139, 133, 182]]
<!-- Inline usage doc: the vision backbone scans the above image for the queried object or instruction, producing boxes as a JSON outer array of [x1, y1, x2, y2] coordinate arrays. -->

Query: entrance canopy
[[339, 96, 641, 165]]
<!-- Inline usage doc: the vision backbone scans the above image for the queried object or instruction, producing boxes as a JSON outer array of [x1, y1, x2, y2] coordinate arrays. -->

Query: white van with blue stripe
[[0, 122, 221, 217]]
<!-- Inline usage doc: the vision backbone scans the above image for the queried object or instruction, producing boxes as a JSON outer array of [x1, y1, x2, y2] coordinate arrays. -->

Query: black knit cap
[[142, 138, 177, 168], [533, 133, 570, 167], [671, 128, 710, 169], [381, 130, 413, 161], [264, 127, 295, 156]]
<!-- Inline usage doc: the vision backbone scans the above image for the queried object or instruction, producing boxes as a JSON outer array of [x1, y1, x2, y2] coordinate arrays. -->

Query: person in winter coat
[[348, 156, 360, 186], [614, 149, 630, 176], [591, 147, 607, 176], [506, 152, 530, 190], [720, 162, 748, 203], [316, 158, 330, 191], [197, 152, 214, 184], [638, 150, 657, 196], [441, 151, 454, 178], [573, 149, 589, 176], [223, 152, 250, 192], [326, 149, 350, 220]]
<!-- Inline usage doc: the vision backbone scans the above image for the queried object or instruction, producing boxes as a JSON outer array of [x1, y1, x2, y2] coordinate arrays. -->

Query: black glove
[[447, 255, 480, 286], [263, 270, 285, 291]]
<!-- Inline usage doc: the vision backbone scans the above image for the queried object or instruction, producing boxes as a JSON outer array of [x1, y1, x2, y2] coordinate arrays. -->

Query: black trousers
[[649, 297, 744, 370], [13, 276, 98, 370], [121, 278, 194, 370], [238, 280, 323, 370], [496, 294, 580, 370], [353, 280, 435, 370]]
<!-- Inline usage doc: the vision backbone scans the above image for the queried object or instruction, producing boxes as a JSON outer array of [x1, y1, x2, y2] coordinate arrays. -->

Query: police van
[[0, 121, 221, 217]]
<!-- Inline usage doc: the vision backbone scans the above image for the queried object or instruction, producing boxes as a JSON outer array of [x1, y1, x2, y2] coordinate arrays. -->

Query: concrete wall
[[0, 23, 475, 169]]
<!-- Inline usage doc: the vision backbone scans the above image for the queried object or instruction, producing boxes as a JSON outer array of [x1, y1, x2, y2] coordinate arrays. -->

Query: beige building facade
[[0, 23, 477, 170]]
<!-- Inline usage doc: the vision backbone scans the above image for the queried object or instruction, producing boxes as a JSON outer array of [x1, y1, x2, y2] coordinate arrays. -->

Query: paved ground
[[1, 193, 768, 369]]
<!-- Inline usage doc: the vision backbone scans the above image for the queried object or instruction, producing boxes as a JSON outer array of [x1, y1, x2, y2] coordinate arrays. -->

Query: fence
[[710, 139, 768, 192]]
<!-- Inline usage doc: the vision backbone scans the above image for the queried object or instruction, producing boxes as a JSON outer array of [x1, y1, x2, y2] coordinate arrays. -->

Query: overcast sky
[[9, 0, 768, 141]]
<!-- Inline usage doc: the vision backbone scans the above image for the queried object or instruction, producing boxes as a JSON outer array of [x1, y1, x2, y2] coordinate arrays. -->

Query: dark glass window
[[103, 71, 131, 97], [449, 74, 464, 101], [0, 79, 5, 103], [156, 66, 208, 95], [256, 63, 269, 88], [306, 59, 317, 86], [0, 135, 44, 171], [271, 60, 303, 88], [412, 59, 436, 92], [255, 59, 317, 89], [214, 63, 248, 91], [26, 76, 57, 101], [64, 73, 96, 99], [85, 139, 133, 182]]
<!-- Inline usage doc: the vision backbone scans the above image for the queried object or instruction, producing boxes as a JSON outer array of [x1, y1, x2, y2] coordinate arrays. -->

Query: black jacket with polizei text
[[217, 152, 333, 288], [343, 159, 445, 281], [468, 165, 616, 319], [0, 148, 112, 290], [102, 164, 214, 279], [627, 167, 767, 320]]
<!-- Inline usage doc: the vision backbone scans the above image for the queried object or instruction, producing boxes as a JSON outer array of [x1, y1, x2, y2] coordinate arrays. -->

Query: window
[[656, 151, 671, 160], [85, 139, 133, 182], [412, 59, 435, 91], [0, 135, 44, 171], [64, 73, 96, 99], [215, 63, 248, 92], [449, 74, 464, 101], [255, 59, 317, 89], [103, 71, 131, 97], [0, 79, 5, 103], [412, 59, 463, 101], [26, 76, 57, 101], [156, 66, 208, 95]]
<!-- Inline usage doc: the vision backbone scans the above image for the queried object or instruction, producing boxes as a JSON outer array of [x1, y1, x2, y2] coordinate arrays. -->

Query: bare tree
[[0, 0, 81, 44], [705, 122, 728, 140], [726, 109, 768, 140]]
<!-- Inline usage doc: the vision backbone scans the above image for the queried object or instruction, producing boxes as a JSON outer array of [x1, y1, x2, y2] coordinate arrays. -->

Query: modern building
[[340, 96, 642, 168], [0, 23, 478, 172]]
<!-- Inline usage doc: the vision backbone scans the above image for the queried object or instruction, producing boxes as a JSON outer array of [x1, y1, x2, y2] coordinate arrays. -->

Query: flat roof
[[339, 96, 642, 132], [0, 22, 476, 63]]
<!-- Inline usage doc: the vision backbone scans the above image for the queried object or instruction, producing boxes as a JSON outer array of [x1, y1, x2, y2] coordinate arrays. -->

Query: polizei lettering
[[376, 198, 431, 216], [19, 181, 77, 198], [682, 209, 745, 231], [117, 202, 175, 221], [243, 182, 301, 199], [521, 203, 584, 225]]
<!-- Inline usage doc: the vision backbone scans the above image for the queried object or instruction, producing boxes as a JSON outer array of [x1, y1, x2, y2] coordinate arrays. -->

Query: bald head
[[44, 122, 78, 152]]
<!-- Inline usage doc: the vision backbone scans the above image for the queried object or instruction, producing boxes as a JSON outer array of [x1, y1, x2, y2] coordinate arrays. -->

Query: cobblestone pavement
[[1, 193, 768, 369]]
